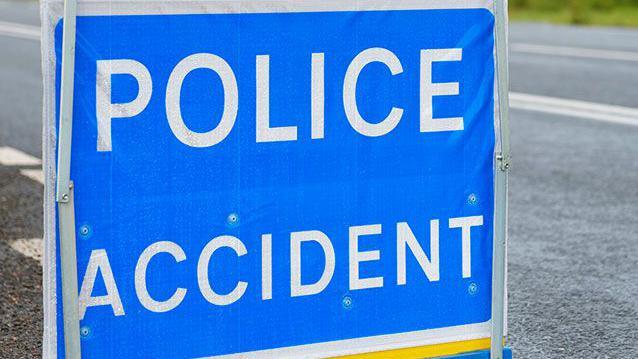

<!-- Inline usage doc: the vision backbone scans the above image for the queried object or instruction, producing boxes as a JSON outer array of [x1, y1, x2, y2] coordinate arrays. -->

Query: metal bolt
[[468, 282, 479, 296], [62, 194, 69, 201], [79, 225, 90, 237], [226, 213, 239, 227], [342, 295, 353, 309]]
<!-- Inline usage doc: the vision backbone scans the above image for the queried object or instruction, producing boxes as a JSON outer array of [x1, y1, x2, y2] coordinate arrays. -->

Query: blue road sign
[[44, 1, 501, 358]]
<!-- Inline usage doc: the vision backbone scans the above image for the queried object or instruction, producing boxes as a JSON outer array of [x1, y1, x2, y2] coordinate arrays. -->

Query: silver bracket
[[496, 153, 511, 172], [57, 182, 81, 359]]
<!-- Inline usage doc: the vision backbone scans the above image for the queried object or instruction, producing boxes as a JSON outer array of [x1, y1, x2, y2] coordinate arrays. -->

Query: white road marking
[[511, 43, 638, 63], [0, 146, 44, 184], [20, 168, 45, 184], [0, 20, 40, 41], [510, 92, 638, 127], [0, 146, 41, 166], [9, 238, 43, 263]]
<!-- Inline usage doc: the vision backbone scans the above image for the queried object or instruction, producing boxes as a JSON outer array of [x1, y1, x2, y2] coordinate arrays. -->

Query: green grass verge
[[510, 6, 638, 27]]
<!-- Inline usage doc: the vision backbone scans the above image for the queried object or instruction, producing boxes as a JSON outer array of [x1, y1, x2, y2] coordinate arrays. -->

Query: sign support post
[[491, 0, 511, 358], [55, 0, 81, 357]]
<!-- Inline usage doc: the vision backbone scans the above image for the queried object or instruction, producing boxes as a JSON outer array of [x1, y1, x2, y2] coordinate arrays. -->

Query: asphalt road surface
[[1, 1, 637, 358]]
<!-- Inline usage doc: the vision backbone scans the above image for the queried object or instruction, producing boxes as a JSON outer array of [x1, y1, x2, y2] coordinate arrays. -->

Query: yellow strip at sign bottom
[[335, 338, 492, 359]]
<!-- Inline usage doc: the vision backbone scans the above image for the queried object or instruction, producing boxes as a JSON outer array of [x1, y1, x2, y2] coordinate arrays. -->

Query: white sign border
[[41, 1, 502, 358]]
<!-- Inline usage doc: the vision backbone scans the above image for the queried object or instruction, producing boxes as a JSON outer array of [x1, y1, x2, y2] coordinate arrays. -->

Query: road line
[[20, 168, 45, 185], [9, 238, 43, 263], [0, 146, 45, 184], [0, 20, 40, 41], [511, 43, 638, 63], [510, 92, 638, 127], [0, 146, 41, 166]]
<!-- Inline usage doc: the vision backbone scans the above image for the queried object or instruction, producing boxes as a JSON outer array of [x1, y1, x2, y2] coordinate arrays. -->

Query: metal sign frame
[[50, 1, 510, 358], [490, 0, 511, 358], [55, 0, 81, 358]]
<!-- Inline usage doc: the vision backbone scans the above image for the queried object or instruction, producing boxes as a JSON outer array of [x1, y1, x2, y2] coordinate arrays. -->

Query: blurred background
[[1, 0, 637, 358], [511, 0, 638, 26]]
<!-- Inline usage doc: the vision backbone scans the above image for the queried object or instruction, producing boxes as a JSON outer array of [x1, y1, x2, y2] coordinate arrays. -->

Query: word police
[[96, 47, 464, 151], [79, 216, 483, 319]]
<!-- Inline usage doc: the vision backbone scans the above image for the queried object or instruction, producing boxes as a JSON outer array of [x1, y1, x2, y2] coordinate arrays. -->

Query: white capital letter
[[343, 48, 404, 137], [449, 215, 484, 278], [397, 220, 440, 285], [79, 249, 124, 319], [349, 224, 384, 290], [197, 235, 247, 305], [135, 241, 187, 313], [312, 53, 325, 139], [262, 234, 273, 300], [166, 53, 238, 148], [421, 48, 464, 132], [256, 55, 298, 142], [290, 230, 335, 297], [96, 59, 152, 152]]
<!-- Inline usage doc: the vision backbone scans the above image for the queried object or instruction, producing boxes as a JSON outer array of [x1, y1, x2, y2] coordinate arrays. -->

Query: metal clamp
[[496, 153, 511, 172]]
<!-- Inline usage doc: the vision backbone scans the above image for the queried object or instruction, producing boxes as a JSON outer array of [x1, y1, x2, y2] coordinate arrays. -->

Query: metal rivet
[[79, 225, 91, 237], [62, 194, 69, 201], [80, 326, 91, 338], [342, 295, 353, 309], [226, 213, 239, 227], [468, 193, 478, 205], [468, 282, 479, 296]]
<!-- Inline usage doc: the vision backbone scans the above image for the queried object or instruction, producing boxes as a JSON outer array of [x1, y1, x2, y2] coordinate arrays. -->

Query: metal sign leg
[[58, 183, 81, 359], [491, 0, 511, 358], [56, 0, 80, 357]]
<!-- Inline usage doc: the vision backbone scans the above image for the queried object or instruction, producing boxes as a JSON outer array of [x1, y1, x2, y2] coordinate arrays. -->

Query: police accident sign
[[42, 0, 505, 357]]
